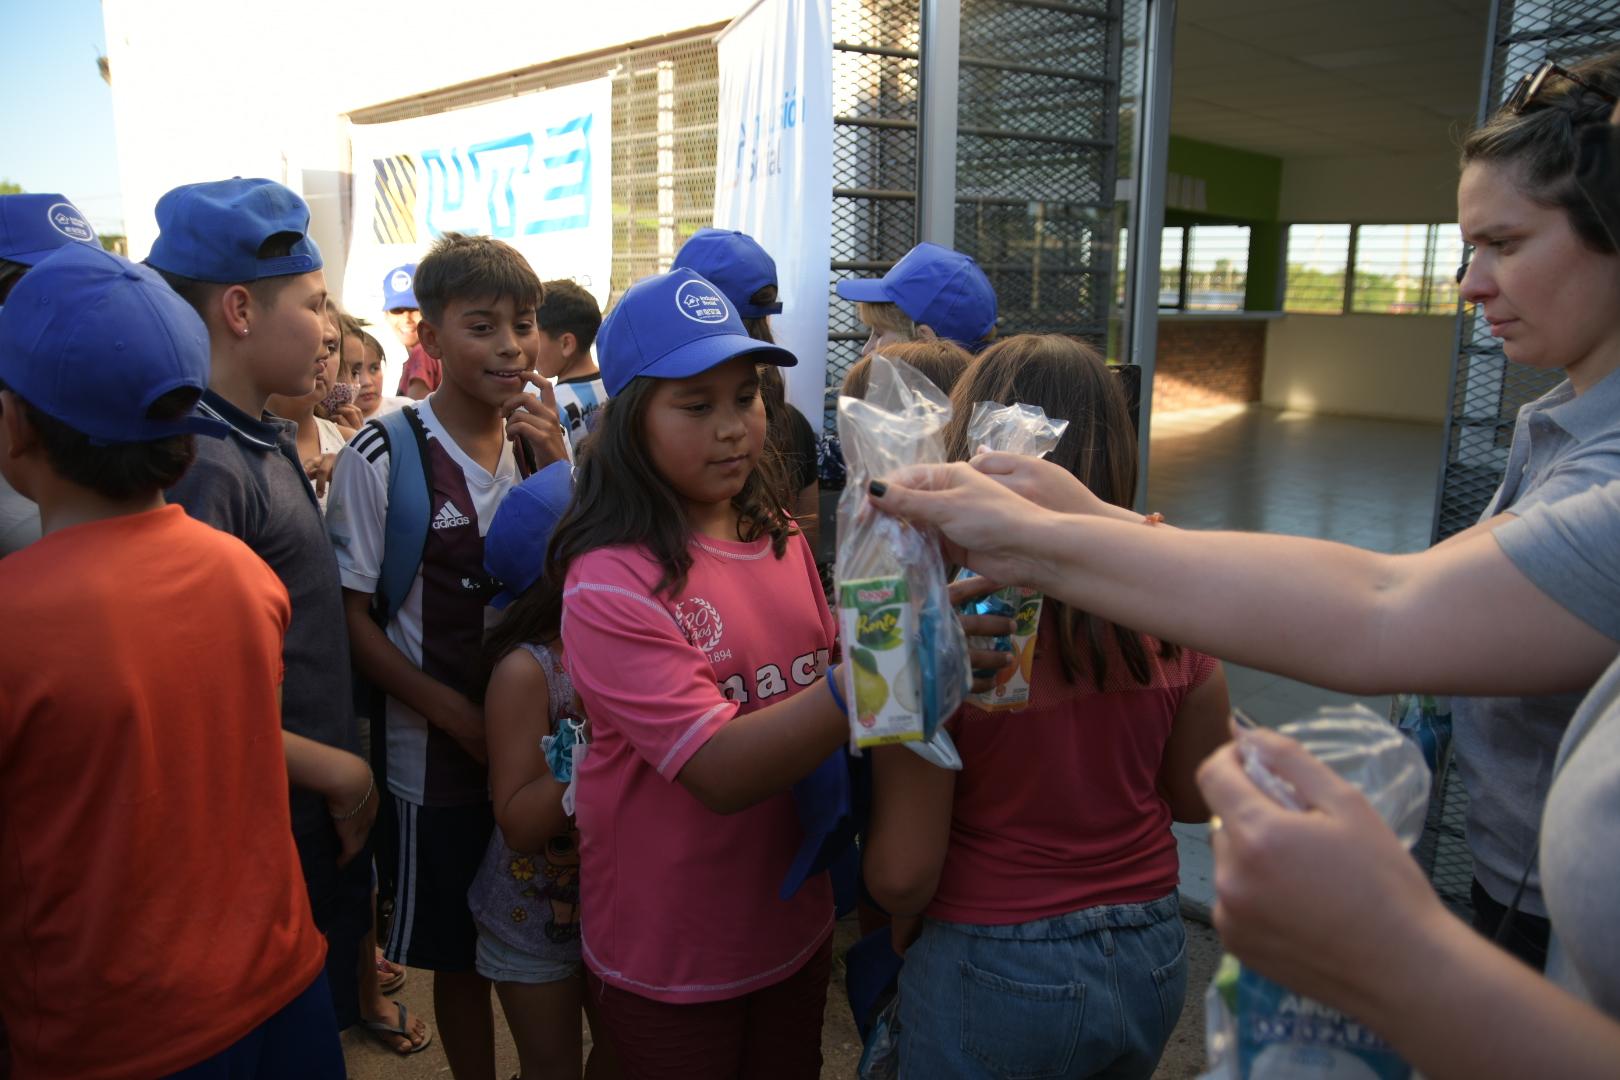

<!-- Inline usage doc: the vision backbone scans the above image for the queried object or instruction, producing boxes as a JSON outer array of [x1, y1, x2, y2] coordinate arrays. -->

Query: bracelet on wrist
[[825, 664, 848, 715], [332, 773, 375, 822]]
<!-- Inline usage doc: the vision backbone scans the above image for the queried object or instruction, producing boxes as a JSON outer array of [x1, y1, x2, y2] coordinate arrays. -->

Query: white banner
[[713, 0, 834, 426], [344, 80, 613, 388]]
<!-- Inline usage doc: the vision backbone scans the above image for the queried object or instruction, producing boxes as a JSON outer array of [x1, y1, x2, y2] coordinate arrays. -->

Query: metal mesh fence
[[1422, 0, 1620, 916], [347, 30, 722, 303], [955, 0, 1122, 343], [829, 0, 924, 400]]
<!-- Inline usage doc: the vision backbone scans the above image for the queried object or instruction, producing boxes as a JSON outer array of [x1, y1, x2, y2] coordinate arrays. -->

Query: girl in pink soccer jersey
[[546, 269, 1012, 1079]]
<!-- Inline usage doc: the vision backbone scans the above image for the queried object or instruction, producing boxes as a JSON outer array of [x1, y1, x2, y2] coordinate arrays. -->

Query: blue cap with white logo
[[596, 269, 796, 397], [0, 244, 228, 444], [835, 241, 997, 347], [484, 461, 574, 609], [383, 263, 419, 311], [673, 228, 783, 318], [0, 194, 99, 266], [147, 178, 322, 284]]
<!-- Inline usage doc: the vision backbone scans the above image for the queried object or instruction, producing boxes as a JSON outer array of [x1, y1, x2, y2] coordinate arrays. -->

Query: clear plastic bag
[[1202, 705, 1432, 1080], [955, 402, 1068, 712], [835, 354, 972, 761]]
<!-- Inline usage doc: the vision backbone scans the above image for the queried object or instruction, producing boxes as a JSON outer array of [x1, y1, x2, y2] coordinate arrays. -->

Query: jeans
[[897, 891, 1187, 1080]]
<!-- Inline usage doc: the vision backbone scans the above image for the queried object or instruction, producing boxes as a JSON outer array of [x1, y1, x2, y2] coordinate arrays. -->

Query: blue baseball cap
[[836, 241, 997, 346], [382, 263, 418, 311], [0, 194, 99, 266], [147, 178, 322, 284], [596, 269, 796, 396], [0, 244, 227, 444], [673, 228, 783, 318], [485, 461, 574, 609]]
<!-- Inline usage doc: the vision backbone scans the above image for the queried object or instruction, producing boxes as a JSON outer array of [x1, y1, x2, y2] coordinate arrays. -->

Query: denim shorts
[[896, 891, 1187, 1080], [474, 926, 580, 985]]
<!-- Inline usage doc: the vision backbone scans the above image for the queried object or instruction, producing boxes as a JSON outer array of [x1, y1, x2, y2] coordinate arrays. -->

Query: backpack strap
[[373, 406, 433, 626]]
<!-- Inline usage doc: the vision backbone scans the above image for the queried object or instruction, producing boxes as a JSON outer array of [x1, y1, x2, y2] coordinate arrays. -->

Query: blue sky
[[0, 0, 123, 233]]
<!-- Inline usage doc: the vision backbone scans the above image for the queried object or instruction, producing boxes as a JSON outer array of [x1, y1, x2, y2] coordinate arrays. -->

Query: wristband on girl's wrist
[[825, 664, 847, 715]]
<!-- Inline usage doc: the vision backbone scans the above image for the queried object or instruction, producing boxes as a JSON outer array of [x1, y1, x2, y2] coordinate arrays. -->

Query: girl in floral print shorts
[[469, 464, 617, 1080]]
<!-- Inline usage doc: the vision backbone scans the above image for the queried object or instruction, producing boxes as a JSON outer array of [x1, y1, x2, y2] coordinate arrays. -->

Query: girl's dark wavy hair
[[1461, 51, 1620, 255], [529, 372, 796, 641], [943, 333, 1179, 688]]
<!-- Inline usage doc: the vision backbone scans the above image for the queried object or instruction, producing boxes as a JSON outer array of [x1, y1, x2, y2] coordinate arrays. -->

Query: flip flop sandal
[[361, 1000, 433, 1055], [376, 952, 407, 995]]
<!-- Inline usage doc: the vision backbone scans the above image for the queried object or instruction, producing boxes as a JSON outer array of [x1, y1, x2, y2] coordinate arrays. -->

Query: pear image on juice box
[[839, 576, 924, 746]]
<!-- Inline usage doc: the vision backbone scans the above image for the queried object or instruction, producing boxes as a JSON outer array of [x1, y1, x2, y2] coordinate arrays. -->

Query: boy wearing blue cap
[[146, 177, 392, 1044], [535, 278, 605, 454], [0, 192, 100, 556], [329, 231, 568, 1080], [384, 262, 442, 399], [0, 244, 341, 1079], [836, 241, 998, 354]]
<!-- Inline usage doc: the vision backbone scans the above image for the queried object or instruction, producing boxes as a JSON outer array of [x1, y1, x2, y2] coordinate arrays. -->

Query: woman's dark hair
[[539, 372, 795, 635], [1462, 51, 1620, 254], [742, 284, 778, 342], [0, 381, 199, 499], [944, 334, 1177, 687]]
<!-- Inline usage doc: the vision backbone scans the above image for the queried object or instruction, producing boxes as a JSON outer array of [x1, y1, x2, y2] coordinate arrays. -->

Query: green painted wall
[[1165, 136, 1282, 222], [1162, 136, 1285, 310]]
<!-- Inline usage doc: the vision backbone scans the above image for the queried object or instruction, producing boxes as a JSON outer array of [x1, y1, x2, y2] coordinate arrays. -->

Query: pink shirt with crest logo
[[562, 531, 836, 1003]]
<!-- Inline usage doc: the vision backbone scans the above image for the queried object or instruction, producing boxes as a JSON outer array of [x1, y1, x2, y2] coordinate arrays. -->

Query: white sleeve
[[325, 426, 391, 594]]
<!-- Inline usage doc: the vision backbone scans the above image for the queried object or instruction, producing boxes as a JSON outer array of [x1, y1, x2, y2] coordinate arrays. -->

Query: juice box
[[959, 570, 1043, 712], [839, 575, 924, 747]]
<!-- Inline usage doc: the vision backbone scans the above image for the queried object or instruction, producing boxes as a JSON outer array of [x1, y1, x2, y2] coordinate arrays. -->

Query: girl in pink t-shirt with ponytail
[[547, 270, 853, 1079]]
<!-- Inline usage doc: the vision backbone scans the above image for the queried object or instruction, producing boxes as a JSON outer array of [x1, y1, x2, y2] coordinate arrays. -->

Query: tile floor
[[1146, 404, 1447, 914]]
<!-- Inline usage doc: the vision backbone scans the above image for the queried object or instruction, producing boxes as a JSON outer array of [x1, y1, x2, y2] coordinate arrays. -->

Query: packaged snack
[[835, 355, 972, 754], [954, 401, 1067, 712], [1201, 706, 1432, 1080], [319, 378, 354, 414]]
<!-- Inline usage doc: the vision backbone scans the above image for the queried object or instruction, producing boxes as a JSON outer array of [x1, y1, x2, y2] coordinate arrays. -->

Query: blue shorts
[[896, 891, 1188, 1080], [385, 797, 494, 972], [474, 926, 581, 985], [164, 973, 344, 1079]]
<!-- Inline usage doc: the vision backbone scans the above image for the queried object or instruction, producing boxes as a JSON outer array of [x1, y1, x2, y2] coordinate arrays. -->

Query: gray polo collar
[[1540, 364, 1620, 443]]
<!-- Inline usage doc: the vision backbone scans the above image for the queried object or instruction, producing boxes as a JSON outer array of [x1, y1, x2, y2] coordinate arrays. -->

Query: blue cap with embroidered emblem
[[147, 178, 322, 284], [835, 241, 997, 347], [673, 228, 783, 318], [0, 194, 99, 266], [485, 461, 574, 609], [382, 263, 418, 311], [596, 269, 796, 397], [0, 244, 228, 444]]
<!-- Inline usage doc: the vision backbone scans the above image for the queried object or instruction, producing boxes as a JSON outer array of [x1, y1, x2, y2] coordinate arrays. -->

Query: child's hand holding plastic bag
[[835, 355, 973, 768]]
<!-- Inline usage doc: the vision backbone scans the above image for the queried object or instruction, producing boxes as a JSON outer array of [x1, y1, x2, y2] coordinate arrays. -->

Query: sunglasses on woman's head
[[1506, 59, 1618, 116]]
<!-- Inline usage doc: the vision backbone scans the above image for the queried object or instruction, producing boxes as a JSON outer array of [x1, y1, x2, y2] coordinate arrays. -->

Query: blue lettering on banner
[[733, 86, 802, 186], [419, 113, 596, 239]]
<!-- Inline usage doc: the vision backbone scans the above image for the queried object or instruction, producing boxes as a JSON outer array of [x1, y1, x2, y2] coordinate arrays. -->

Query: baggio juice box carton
[[839, 575, 925, 747]]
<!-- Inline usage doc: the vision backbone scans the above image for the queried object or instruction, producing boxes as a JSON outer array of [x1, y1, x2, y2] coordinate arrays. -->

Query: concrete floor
[[343, 404, 1442, 1079], [1147, 404, 1444, 927]]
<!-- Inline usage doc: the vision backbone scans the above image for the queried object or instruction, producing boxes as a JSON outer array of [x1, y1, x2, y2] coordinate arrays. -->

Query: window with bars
[[1285, 223, 1463, 315], [1284, 223, 1352, 313], [1156, 224, 1249, 311], [1353, 224, 1465, 315]]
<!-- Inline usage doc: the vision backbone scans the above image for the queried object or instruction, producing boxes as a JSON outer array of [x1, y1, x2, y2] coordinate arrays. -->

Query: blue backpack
[[371, 405, 434, 626]]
